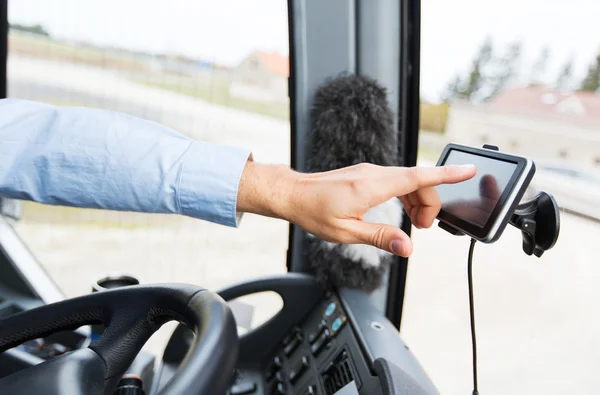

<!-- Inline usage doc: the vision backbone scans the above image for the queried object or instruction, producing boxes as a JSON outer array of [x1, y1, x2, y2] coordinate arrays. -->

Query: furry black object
[[307, 73, 397, 171], [305, 73, 403, 293]]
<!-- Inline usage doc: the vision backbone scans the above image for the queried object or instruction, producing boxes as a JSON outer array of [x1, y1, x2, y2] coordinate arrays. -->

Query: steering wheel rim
[[0, 284, 239, 395]]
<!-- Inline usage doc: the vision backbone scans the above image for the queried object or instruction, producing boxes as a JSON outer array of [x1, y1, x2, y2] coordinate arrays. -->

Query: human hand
[[237, 162, 476, 257], [442, 175, 501, 227]]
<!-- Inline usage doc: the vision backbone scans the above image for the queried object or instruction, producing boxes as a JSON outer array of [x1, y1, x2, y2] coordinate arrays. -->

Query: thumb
[[350, 221, 414, 257]]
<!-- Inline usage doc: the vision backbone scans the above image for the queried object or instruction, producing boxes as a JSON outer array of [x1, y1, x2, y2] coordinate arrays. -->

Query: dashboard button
[[282, 326, 301, 346], [289, 356, 309, 384], [269, 382, 286, 395], [304, 385, 317, 395], [284, 333, 302, 357], [331, 316, 347, 335], [265, 356, 283, 382], [310, 330, 330, 356], [230, 381, 257, 395], [308, 324, 325, 344], [324, 302, 336, 317]]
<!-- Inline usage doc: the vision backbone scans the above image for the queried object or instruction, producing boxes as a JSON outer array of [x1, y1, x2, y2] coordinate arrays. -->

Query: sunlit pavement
[[8, 56, 600, 395]]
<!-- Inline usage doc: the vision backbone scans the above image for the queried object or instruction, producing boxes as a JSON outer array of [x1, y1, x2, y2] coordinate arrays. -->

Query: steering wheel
[[0, 284, 239, 395]]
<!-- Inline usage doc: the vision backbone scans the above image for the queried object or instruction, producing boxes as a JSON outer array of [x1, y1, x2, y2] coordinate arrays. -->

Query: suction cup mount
[[509, 191, 560, 257]]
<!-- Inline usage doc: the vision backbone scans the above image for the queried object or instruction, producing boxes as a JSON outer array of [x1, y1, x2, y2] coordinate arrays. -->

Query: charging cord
[[467, 238, 479, 395]]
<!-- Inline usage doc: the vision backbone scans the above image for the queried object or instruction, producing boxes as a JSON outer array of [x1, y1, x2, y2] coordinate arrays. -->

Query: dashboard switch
[[230, 381, 257, 395], [265, 356, 282, 382], [310, 330, 330, 357], [289, 356, 309, 384], [274, 356, 282, 366], [308, 324, 325, 344], [284, 332, 302, 357], [304, 385, 317, 395], [331, 316, 347, 335], [324, 302, 336, 317], [269, 382, 286, 395], [282, 326, 301, 346]]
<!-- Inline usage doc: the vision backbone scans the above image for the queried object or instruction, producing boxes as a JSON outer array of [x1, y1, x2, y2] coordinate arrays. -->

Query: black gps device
[[435, 143, 536, 243]]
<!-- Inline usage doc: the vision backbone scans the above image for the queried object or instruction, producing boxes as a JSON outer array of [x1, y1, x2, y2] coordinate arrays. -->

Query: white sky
[[9, 0, 600, 102]]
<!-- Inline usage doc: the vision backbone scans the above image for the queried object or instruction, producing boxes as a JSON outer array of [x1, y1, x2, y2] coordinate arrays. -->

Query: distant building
[[445, 86, 600, 166], [229, 50, 289, 103]]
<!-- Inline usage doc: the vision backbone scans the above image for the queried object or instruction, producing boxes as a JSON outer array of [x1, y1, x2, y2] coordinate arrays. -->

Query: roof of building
[[255, 50, 289, 78], [487, 86, 600, 127]]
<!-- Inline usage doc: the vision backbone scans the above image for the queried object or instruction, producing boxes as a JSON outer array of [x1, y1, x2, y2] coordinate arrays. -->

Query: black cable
[[468, 238, 479, 395]]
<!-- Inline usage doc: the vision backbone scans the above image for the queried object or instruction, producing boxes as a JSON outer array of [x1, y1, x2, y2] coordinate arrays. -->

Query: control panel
[[154, 275, 439, 395], [229, 292, 374, 395]]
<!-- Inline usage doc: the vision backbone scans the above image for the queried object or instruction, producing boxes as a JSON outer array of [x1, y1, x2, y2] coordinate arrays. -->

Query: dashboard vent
[[322, 349, 357, 395]]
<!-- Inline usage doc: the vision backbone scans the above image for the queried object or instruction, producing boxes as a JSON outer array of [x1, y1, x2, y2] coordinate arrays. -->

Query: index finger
[[401, 164, 477, 191]]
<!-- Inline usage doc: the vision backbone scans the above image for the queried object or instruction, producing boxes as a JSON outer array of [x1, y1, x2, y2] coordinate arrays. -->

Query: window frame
[[286, 0, 421, 329]]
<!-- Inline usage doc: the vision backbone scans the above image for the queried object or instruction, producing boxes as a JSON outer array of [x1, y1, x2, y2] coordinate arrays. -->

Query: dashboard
[[0, 229, 438, 395], [236, 292, 370, 395], [153, 276, 439, 395]]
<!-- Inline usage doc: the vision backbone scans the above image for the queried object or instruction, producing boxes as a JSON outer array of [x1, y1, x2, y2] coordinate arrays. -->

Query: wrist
[[237, 161, 299, 221]]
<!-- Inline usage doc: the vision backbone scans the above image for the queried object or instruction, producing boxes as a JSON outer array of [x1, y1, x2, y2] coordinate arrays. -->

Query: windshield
[[538, 165, 600, 185], [405, 1, 600, 393], [7, 0, 290, 348]]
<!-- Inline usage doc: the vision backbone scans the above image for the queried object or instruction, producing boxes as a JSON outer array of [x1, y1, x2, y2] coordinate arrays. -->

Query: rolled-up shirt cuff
[[177, 141, 251, 227]]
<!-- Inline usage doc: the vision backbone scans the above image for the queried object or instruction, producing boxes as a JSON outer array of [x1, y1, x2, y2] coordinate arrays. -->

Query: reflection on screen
[[436, 150, 517, 227]]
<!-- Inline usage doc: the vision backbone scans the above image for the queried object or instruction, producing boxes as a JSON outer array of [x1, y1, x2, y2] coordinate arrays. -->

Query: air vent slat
[[322, 349, 356, 395]]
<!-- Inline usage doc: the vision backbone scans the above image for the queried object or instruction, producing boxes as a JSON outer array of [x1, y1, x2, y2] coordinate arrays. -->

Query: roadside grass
[[9, 31, 149, 72], [137, 78, 290, 120]]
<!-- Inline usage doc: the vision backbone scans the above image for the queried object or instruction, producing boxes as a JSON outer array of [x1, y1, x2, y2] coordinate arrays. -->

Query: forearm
[[0, 98, 251, 226]]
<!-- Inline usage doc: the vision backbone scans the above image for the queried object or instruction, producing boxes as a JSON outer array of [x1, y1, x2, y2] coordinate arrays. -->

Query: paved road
[[7, 55, 600, 395]]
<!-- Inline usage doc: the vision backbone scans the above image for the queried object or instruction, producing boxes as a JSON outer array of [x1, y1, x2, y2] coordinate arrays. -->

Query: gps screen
[[436, 150, 517, 227]]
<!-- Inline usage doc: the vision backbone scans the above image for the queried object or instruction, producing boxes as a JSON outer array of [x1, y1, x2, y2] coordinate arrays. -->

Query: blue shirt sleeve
[[0, 98, 251, 227]]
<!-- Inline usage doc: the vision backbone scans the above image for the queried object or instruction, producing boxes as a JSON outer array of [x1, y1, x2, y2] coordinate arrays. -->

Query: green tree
[[441, 74, 463, 102], [485, 40, 523, 101], [461, 37, 494, 100], [9, 23, 50, 37], [556, 58, 574, 91], [530, 46, 550, 86], [580, 52, 600, 92]]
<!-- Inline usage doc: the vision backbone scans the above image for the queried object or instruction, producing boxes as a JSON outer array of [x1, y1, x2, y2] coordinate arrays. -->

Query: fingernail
[[391, 240, 404, 255]]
